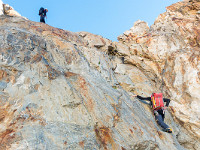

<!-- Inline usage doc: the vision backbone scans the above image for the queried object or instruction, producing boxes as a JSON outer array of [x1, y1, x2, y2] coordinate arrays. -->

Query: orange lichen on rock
[[0, 103, 18, 149], [94, 124, 116, 150], [64, 71, 77, 78], [157, 131, 164, 140], [111, 102, 122, 127], [0, 70, 8, 80], [78, 76, 94, 111], [46, 66, 60, 80], [79, 141, 85, 149], [31, 54, 42, 63]]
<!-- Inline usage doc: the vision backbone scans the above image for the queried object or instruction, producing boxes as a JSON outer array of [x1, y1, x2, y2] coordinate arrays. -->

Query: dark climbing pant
[[155, 111, 169, 130], [40, 16, 45, 23]]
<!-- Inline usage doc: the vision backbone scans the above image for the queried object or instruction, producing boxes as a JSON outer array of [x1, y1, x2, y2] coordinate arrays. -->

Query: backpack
[[151, 93, 164, 110], [39, 7, 44, 15]]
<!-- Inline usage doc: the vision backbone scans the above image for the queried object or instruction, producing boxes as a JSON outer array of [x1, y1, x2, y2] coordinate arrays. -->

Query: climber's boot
[[164, 128, 172, 133]]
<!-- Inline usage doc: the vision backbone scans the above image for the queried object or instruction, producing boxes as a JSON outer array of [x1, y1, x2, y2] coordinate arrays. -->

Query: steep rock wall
[[0, 0, 199, 150], [117, 0, 200, 149]]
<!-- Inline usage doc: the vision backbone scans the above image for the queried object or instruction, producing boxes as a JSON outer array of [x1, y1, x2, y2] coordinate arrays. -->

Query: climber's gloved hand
[[154, 110, 159, 116], [132, 95, 137, 97]]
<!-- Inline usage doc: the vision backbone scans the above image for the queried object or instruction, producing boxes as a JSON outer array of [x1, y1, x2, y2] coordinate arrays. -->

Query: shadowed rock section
[[0, 0, 199, 149]]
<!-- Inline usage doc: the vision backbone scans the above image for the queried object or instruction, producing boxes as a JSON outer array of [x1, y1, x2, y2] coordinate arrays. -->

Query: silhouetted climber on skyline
[[39, 7, 48, 23], [133, 93, 172, 133]]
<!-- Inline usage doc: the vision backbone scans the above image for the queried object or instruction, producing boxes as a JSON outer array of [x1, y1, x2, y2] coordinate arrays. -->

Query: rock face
[[0, 0, 21, 17], [3, 4, 21, 17], [0, 0, 199, 150], [0, 0, 3, 15], [117, 0, 200, 149]]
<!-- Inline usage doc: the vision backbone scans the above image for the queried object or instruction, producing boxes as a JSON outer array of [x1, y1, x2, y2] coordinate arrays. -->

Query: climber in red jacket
[[133, 93, 172, 133]]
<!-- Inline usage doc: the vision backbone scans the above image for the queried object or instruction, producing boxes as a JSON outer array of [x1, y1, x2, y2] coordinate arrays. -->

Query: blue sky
[[3, 0, 181, 41]]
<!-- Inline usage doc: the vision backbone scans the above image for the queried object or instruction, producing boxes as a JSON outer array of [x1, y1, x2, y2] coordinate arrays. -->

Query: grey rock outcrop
[[0, 0, 3, 15], [117, 0, 200, 149], [3, 3, 21, 17], [0, 0, 199, 150], [0, 0, 21, 17]]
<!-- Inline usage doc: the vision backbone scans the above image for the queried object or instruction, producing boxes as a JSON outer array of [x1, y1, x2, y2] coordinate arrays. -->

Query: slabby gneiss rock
[[117, 0, 200, 149], [0, 0, 199, 150]]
